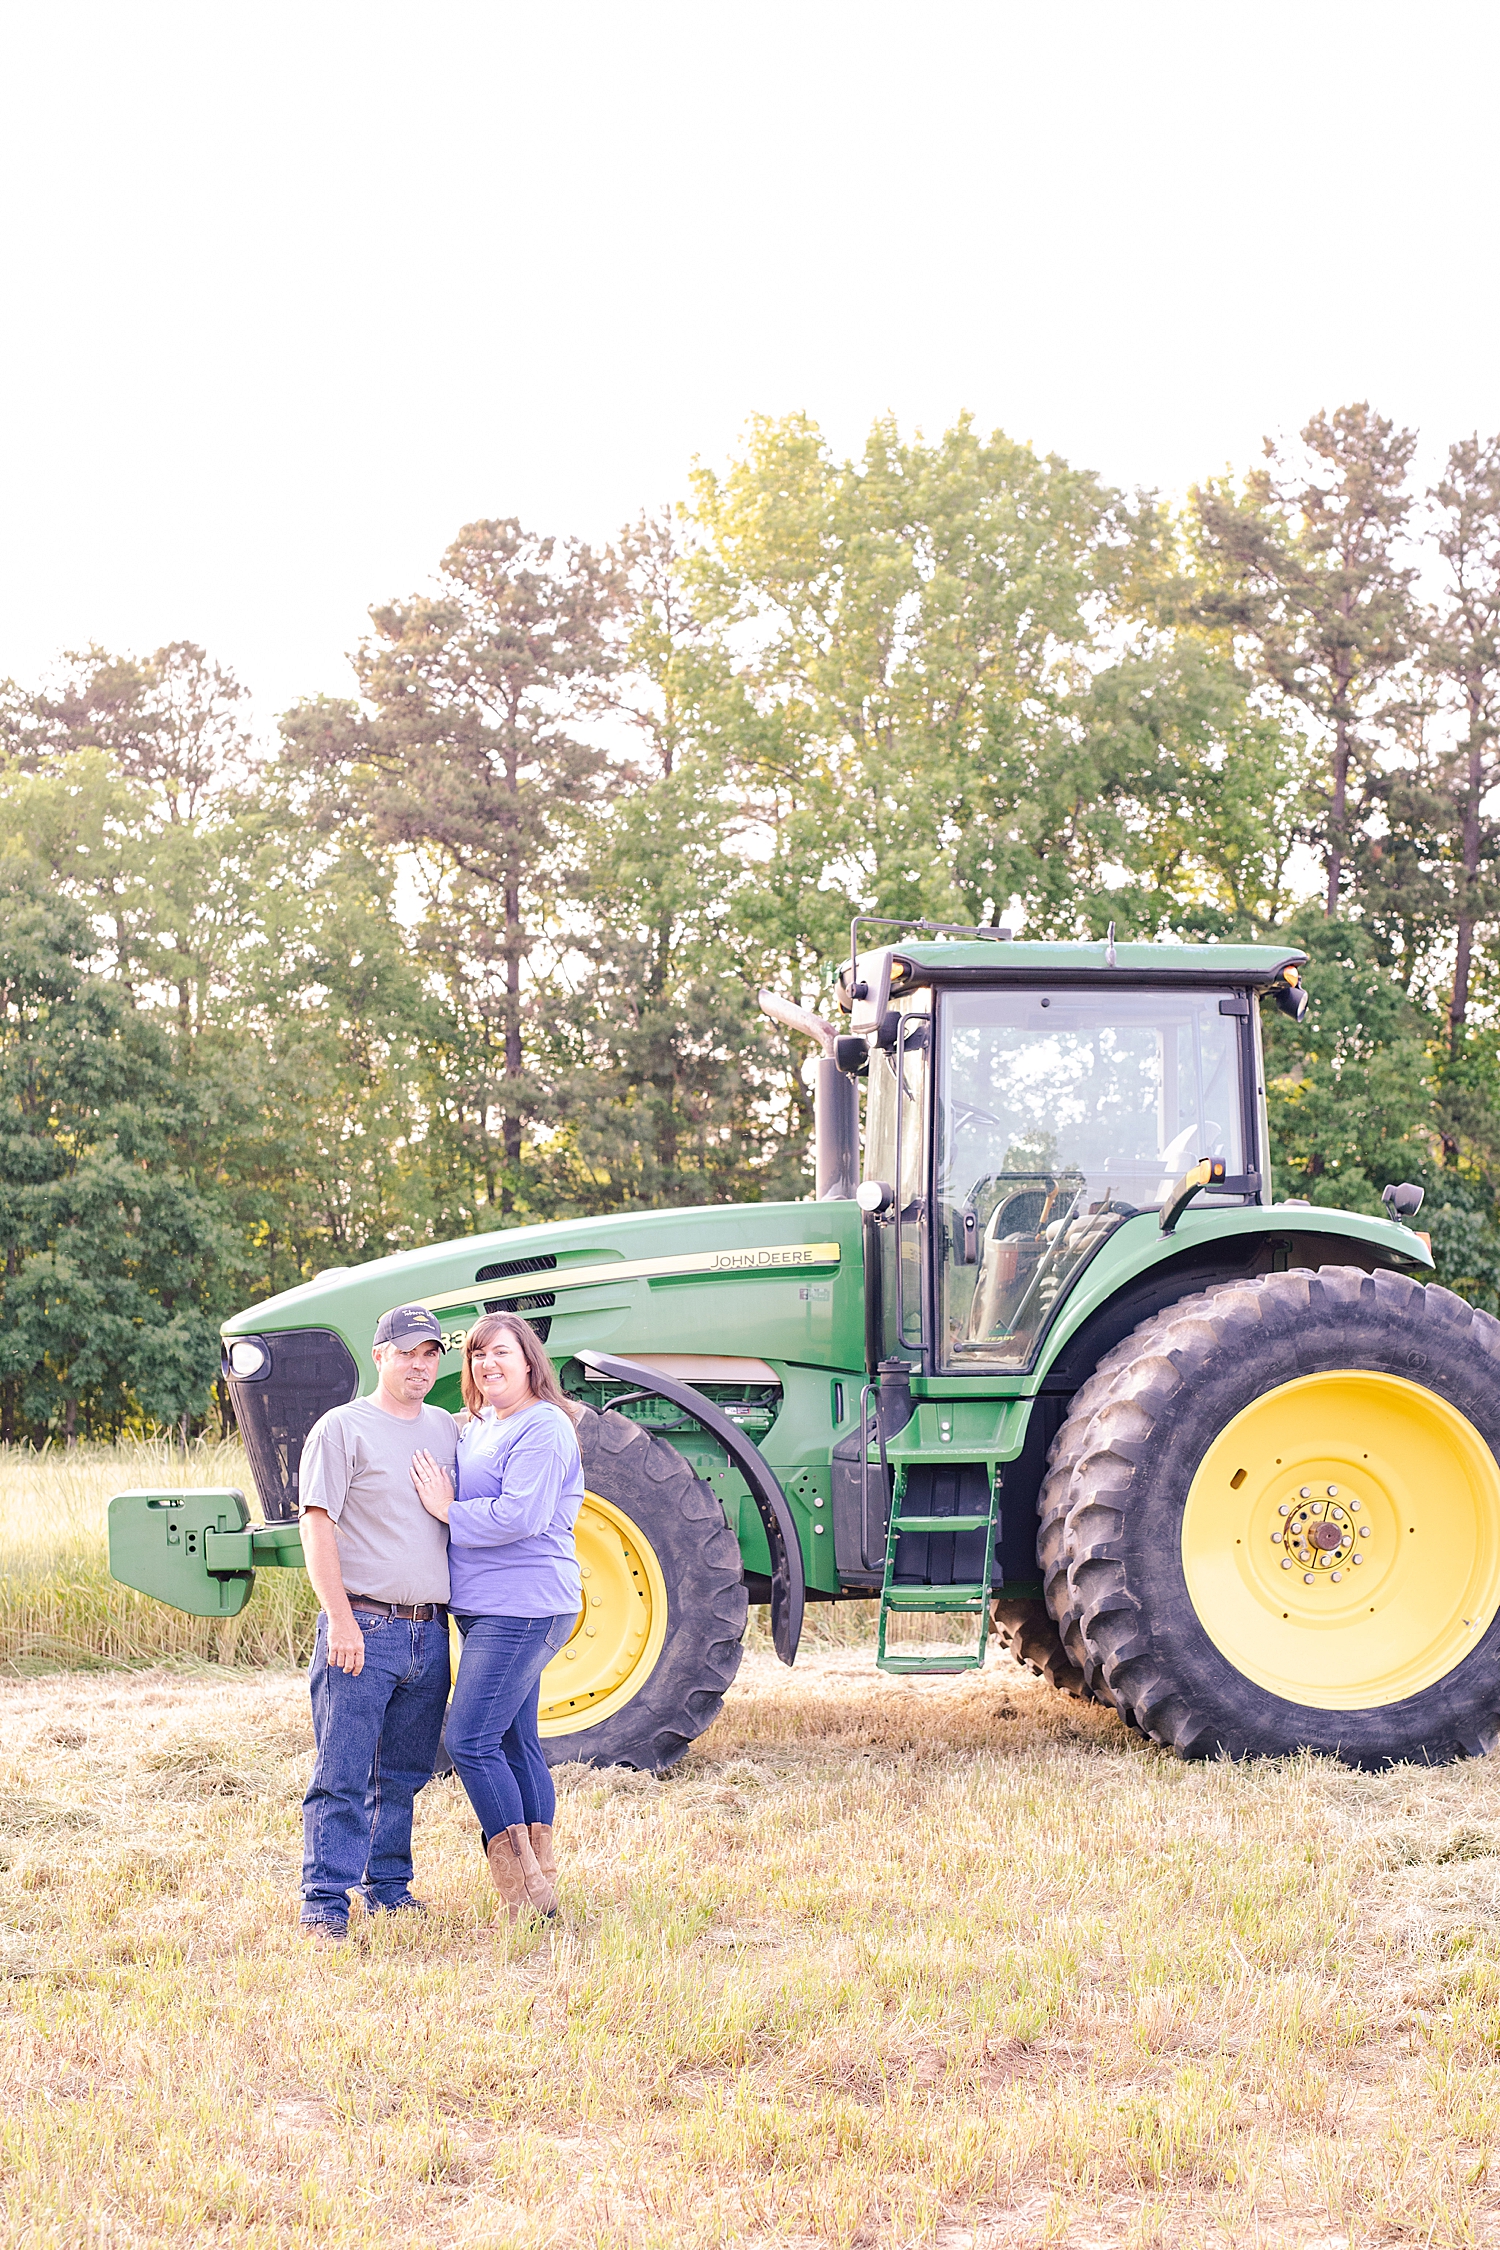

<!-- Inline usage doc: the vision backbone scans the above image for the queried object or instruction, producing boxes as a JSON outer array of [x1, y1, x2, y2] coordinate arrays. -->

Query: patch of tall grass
[[0, 1441, 319, 1673], [1, 1441, 953, 1676]]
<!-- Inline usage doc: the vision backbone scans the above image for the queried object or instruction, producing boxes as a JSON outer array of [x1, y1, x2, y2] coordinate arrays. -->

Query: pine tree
[[1190, 405, 1418, 914], [1428, 436, 1500, 1044], [286, 520, 623, 1212]]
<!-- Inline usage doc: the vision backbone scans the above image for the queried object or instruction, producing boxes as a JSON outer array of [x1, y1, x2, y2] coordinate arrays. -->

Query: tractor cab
[[837, 935, 1308, 1377]]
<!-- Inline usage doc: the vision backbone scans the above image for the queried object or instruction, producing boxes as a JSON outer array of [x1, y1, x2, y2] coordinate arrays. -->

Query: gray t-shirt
[[298, 1397, 456, 1605]]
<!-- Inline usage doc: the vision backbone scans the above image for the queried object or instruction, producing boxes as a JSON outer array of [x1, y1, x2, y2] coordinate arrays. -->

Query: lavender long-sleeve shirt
[[448, 1400, 584, 1618]]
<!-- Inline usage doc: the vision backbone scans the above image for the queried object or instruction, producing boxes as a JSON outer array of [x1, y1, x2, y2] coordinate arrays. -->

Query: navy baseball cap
[[373, 1304, 444, 1349]]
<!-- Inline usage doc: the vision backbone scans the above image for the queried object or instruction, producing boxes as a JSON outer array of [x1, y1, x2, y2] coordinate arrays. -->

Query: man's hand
[[300, 1506, 364, 1674], [325, 1610, 366, 1675], [411, 1449, 454, 1524]]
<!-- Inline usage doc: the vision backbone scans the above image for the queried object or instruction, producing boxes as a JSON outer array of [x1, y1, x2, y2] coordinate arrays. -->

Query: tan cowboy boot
[[485, 1829, 530, 1923], [514, 1823, 558, 1918], [529, 1823, 557, 1889]]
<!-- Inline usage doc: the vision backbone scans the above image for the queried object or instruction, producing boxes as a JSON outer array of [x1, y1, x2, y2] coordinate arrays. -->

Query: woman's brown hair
[[460, 1312, 583, 1428]]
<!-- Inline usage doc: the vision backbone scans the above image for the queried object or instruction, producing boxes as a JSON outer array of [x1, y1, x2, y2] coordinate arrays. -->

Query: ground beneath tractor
[[3, 1649, 1499, 2247]]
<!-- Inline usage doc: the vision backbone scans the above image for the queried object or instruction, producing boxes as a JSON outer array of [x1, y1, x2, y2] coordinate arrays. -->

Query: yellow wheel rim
[[538, 1490, 669, 1736], [1181, 1372, 1500, 1710]]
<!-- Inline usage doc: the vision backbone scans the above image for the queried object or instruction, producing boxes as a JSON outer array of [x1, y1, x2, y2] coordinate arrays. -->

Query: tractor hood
[[221, 1198, 867, 1390]]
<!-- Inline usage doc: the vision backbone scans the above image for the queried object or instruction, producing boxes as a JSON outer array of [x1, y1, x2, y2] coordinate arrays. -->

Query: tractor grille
[[223, 1327, 360, 1524], [476, 1254, 557, 1341]]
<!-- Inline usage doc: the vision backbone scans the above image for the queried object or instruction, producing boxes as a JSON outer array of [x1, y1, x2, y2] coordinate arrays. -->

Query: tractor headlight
[[226, 1337, 272, 1380]]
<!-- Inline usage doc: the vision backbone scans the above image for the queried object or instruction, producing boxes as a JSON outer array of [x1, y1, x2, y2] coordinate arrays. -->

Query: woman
[[411, 1312, 583, 1922]]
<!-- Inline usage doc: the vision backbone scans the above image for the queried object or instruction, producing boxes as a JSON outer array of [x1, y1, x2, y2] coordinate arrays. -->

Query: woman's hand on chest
[[411, 1449, 455, 1523]]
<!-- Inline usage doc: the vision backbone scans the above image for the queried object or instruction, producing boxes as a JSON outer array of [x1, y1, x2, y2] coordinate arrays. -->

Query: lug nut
[[1327, 1485, 1338, 1497], [1352, 1555, 1363, 1566], [1359, 1526, 1371, 1538], [1279, 1504, 1290, 1516], [1300, 1487, 1311, 1498], [1350, 1499, 1361, 1511], [1304, 1573, 1315, 1584], [1281, 1558, 1292, 1570], [1331, 1572, 1342, 1583]]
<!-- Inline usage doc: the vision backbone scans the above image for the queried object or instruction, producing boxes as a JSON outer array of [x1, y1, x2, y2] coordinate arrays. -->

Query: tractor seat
[[966, 1188, 1052, 1341]]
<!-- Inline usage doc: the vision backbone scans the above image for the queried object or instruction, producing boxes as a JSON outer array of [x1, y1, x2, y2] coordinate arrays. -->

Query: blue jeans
[[447, 1612, 577, 1837], [301, 1609, 451, 1928]]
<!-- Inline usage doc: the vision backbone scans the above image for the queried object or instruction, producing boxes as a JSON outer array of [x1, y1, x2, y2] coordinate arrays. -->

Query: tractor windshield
[[937, 986, 1249, 1368]]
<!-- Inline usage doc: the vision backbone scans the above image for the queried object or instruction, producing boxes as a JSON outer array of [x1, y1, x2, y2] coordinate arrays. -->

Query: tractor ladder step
[[876, 1471, 1000, 1676], [882, 1584, 989, 1611], [877, 1654, 987, 1675], [890, 1513, 991, 1533]]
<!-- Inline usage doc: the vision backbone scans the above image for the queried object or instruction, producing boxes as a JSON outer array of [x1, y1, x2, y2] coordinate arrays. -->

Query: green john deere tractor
[[109, 930, 1500, 1771]]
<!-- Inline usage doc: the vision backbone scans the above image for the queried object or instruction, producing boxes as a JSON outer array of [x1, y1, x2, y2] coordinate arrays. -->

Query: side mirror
[[1382, 1182, 1425, 1220], [848, 948, 893, 1036], [834, 1035, 870, 1077], [857, 1180, 895, 1215], [1274, 971, 1309, 1021]]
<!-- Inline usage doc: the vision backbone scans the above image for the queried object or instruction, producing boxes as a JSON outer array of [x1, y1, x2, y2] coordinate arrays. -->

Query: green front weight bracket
[[107, 1488, 306, 1619]]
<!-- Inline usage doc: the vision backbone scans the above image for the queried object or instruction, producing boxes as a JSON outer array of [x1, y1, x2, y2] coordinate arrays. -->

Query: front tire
[[538, 1406, 748, 1773], [1048, 1267, 1500, 1766]]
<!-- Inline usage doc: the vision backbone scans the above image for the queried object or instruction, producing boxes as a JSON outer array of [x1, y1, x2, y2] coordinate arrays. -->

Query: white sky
[[2, 0, 1497, 727]]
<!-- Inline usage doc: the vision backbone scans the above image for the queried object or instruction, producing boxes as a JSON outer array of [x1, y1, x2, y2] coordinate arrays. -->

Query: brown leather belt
[[348, 1597, 444, 1622]]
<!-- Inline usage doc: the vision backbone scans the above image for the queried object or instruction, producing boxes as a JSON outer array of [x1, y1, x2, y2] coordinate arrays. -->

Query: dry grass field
[[5, 1635, 1500, 2250], [0, 1442, 319, 1673]]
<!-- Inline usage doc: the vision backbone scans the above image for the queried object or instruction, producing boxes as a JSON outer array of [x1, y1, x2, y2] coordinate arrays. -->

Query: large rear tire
[[538, 1406, 748, 1773], [990, 1596, 1089, 1697], [1047, 1267, 1500, 1766], [994, 1334, 1171, 1704]]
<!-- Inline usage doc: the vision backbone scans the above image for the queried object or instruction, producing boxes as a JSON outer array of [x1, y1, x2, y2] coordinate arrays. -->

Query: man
[[297, 1303, 458, 1944]]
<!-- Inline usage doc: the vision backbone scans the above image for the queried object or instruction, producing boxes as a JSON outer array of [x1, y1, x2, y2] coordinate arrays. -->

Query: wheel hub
[[1277, 1486, 1361, 1581]]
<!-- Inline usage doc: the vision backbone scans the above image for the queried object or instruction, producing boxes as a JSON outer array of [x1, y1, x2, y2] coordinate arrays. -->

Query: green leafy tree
[[686, 412, 1129, 965], [203, 819, 432, 1294], [540, 766, 805, 1211], [1262, 911, 1434, 1215], [1, 646, 264, 1037], [0, 864, 234, 1441], [669, 411, 1135, 1164], [1189, 405, 1418, 914], [995, 635, 1314, 942]]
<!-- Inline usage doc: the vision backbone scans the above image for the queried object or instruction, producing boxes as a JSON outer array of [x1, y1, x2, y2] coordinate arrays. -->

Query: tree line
[[4, 402, 1499, 1441]]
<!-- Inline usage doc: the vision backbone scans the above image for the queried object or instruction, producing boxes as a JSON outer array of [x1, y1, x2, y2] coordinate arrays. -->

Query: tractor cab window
[[937, 987, 1248, 1369]]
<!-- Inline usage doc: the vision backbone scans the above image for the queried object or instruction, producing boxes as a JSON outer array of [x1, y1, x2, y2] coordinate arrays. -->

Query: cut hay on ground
[[4, 1647, 1500, 2247]]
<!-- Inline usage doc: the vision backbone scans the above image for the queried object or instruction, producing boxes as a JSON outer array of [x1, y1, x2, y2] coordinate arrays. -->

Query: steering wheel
[[948, 1098, 1008, 1133]]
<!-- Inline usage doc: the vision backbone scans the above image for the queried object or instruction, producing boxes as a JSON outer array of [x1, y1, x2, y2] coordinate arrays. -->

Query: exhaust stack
[[758, 990, 860, 1200]]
